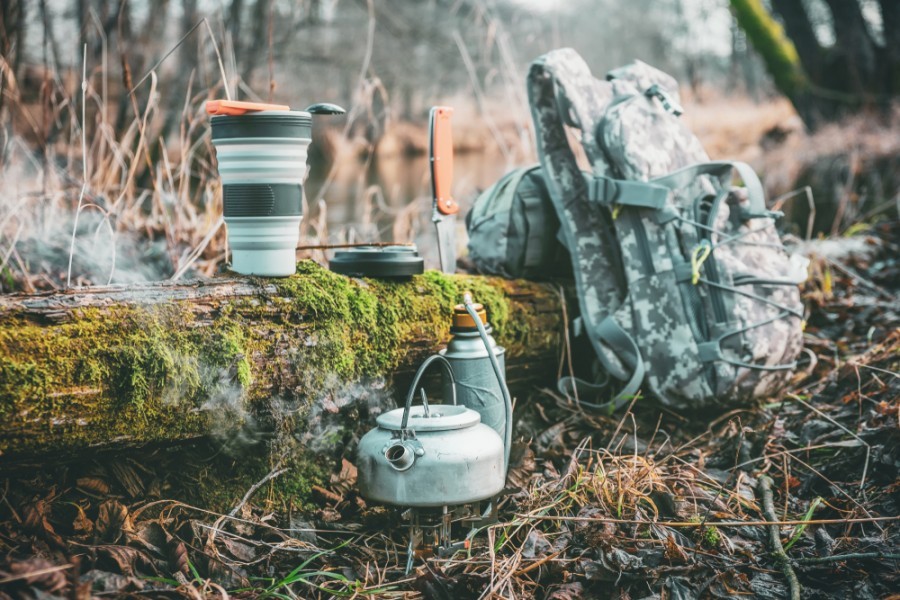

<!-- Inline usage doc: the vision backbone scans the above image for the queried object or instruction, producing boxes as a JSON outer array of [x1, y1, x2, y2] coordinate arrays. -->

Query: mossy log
[[0, 262, 565, 459]]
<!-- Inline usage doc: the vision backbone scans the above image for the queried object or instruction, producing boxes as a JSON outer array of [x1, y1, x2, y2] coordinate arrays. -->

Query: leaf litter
[[0, 224, 898, 599]]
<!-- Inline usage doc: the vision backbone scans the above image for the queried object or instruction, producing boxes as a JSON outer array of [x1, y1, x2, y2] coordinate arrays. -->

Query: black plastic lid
[[211, 111, 312, 140], [329, 245, 424, 279]]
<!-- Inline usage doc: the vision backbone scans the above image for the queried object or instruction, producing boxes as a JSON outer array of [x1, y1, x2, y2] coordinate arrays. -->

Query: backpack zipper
[[695, 194, 727, 323]]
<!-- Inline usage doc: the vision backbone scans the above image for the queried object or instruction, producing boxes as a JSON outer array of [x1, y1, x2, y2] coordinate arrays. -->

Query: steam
[[160, 356, 262, 454], [299, 374, 395, 457], [198, 365, 263, 453], [10, 211, 174, 287]]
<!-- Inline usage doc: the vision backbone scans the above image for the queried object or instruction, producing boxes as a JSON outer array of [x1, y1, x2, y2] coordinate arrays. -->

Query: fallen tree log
[[0, 261, 565, 459]]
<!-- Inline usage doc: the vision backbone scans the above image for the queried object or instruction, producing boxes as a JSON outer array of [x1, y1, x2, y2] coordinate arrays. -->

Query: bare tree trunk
[[821, 0, 878, 95], [228, 0, 245, 92], [732, 0, 897, 129], [878, 0, 900, 99], [38, 0, 63, 73], [0, 0, 27, 117], [770, 0, 822, 80], [113, 0, 134, 135], [241, 0, 271, 88]]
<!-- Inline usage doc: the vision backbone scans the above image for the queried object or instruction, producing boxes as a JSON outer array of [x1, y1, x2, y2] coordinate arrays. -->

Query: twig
[[312, 485, 343, 505], [171, 216, 224, 281], [793, 552, 900, 565], [452, 29, 513, 165], [228, 467, 288, 517], [822, 255, 895, 302], [511, 550, 562, 577], [512, 514, 898, 527], [66, 45, 90, 289], [850, 362, 899, 379], [295, 241, 414, 251], [0, 563, 73, 585], [758, 475, 800, 600], [129, 18, 230, 101], [788, 394, 870, 493]]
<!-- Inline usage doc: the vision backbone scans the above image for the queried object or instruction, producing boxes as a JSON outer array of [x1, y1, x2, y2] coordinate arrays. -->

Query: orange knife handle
[[430, 106, 456, 215], [436, 197, 459, 215], [436, 196, 459, 215]]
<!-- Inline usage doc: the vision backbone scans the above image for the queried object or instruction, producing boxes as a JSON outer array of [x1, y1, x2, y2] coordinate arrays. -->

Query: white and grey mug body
[[211, 110, 311, 277]]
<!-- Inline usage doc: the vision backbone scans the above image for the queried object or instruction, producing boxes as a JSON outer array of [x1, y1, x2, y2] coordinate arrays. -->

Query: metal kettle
[[356, 355, 505, 507]]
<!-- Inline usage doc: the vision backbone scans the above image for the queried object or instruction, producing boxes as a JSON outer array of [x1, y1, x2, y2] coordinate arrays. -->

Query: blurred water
[[304, 149, 519, 269]]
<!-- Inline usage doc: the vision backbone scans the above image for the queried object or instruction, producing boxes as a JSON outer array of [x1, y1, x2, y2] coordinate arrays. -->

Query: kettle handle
[[400, 354, 457, 430]]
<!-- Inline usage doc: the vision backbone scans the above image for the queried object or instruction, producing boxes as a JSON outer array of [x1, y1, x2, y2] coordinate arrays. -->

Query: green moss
[[0, 303, 259, 454], [730, 0, 807, 97], [188, 447, 328, 513], [689, 515, 722, 548]]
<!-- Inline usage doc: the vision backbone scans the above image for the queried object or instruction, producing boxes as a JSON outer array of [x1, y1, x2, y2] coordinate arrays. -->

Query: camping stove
[[400, 502, 498, 573]]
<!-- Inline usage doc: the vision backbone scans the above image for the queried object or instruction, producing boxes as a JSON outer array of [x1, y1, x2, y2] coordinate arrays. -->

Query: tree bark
[[821, 0, 878, 94], [770, 0, 822, 80], [735, 0, 898, 128], [0, 264, 566, 458], [729, 0, 813, 124]]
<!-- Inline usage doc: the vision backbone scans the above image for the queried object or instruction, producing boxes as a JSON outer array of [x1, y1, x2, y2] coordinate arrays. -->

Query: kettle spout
[[385, 442, 416, 471]]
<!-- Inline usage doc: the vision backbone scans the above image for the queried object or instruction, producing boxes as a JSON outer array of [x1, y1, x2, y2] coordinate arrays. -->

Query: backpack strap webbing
[[558, 316, 646, 414]]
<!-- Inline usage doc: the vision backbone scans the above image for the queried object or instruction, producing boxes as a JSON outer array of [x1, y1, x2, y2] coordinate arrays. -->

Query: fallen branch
[[758, 474, 801, 600], [229, 467, 288, 518], [793, 552, 900, 565], [1, 265, 564, 457], [512, 514, 899, 527], [0, 563, 74, 585]]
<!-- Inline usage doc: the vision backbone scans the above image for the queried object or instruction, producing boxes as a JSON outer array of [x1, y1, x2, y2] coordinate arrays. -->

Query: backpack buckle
[[645, 84, 683, 116]]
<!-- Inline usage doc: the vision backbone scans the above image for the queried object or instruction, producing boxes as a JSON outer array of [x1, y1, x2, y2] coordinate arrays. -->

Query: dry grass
[[0, 60, 229, 290], [3, 26, 896, 293]]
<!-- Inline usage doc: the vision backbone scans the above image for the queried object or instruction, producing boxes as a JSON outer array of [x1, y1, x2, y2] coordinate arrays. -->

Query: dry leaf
[[21, 499, 64, 548], [76, 477, 111, 496], [545, 582, 584, 600], [71, 504, 94, 536], [109, 462, 145, 498], [170, 540, 190, 576], [0, 558, 68, 595], [96, 500, 128, 543], [94, 545, 157, 577], [330, 458, 358, 494]]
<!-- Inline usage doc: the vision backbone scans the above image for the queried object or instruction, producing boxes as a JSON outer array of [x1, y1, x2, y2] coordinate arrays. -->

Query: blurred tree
[[0, 0, 27, 116], [730, 0, 899, 129]]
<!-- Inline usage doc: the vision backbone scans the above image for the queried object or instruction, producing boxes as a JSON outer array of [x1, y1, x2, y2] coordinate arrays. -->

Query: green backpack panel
[[465, 166, 571, 280]]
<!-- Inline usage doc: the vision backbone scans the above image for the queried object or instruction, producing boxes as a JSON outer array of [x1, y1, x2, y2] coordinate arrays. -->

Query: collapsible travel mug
[[210, 103, 344, 276]]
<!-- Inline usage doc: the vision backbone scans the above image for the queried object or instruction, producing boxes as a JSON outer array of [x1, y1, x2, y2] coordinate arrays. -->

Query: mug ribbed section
[[213, 139, 310, 185]]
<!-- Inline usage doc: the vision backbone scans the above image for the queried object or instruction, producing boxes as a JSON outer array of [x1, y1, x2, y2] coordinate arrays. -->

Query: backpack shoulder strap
[[528, 49, 637, 400]]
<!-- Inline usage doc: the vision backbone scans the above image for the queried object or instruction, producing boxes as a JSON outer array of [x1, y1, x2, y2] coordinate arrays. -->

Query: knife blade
[[429, 106, 457, 274]]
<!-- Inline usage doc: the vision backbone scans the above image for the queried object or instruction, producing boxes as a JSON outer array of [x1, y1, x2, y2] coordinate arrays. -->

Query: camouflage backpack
[[524, 49, 807, 412]]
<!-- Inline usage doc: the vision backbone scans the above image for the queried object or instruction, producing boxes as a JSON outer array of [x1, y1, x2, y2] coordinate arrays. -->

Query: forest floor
[[0, 222, 897, 599]]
